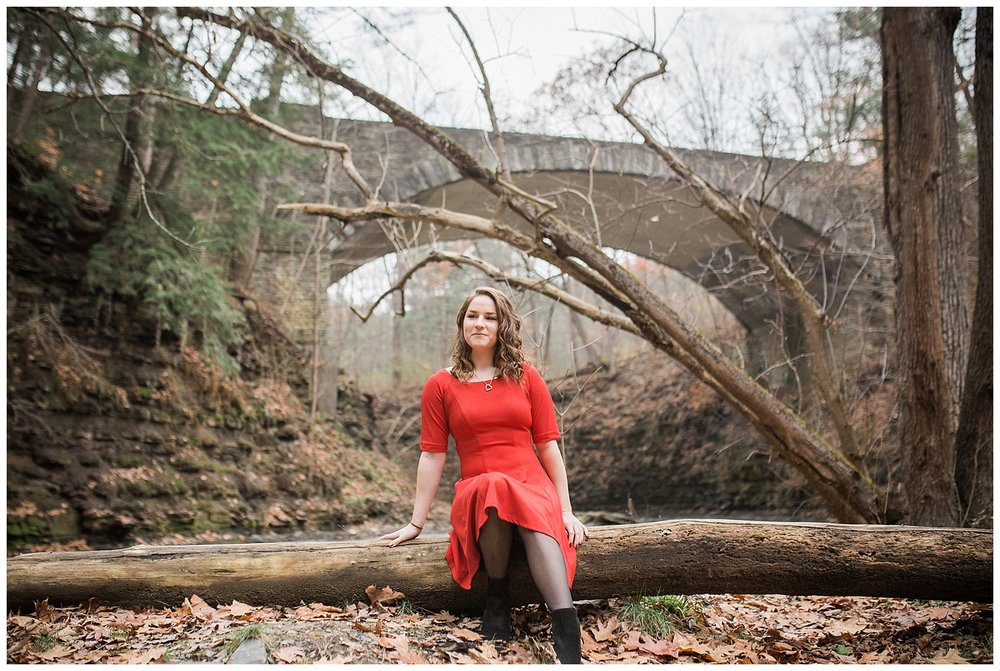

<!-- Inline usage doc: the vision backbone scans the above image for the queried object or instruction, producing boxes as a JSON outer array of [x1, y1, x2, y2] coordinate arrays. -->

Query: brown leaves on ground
[[365, 584, 405, 606], [6, 593, 992, 664]]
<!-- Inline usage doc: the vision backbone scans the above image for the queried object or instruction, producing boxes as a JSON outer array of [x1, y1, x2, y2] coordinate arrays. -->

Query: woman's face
[[463, 294, 499, 353]]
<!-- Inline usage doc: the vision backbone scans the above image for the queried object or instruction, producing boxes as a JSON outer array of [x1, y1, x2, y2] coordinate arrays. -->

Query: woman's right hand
[[382, 522, 422, 547]]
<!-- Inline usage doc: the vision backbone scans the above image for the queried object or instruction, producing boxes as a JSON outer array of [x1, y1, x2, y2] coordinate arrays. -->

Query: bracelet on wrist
[[409, 521, 423, 530]]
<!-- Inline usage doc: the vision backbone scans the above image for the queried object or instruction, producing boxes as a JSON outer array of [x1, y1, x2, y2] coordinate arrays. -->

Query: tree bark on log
[[7, 520, 991, 614]]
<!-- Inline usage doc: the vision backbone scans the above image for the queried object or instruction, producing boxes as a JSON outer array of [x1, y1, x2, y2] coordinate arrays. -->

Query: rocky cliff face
[[550, 355, 827, 518], [6, 150, 408, 554]]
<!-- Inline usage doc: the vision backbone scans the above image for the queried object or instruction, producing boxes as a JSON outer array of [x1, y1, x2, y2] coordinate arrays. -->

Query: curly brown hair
[[449, 287, 526, 382]]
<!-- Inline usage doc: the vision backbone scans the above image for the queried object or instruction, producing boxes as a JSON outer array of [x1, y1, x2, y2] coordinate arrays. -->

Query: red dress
[[420, 363, 576, 590]]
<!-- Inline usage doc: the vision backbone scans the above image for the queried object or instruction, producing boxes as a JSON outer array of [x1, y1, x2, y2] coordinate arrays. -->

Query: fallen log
[[6, 520, 991, 614]]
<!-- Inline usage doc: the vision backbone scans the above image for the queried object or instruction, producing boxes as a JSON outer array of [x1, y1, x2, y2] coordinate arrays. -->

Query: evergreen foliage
[[84, 215, 246, 374], [9, 7, 304, 374]]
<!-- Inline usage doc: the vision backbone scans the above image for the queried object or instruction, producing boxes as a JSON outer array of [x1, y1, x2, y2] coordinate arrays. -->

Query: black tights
[[478, 508, 574, 611]]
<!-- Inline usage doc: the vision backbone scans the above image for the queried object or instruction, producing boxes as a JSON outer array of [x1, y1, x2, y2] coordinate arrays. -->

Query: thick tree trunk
[[882, 8, 964, 526], [7, 520, 990, 614], [955, 7, 993, 528]]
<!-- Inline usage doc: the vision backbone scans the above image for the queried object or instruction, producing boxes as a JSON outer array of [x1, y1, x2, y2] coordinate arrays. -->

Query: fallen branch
[[7, 520, 991, 614]]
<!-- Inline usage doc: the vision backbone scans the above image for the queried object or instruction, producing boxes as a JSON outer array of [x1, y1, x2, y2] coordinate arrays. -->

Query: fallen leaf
[[365, 584, 405, 605], [451, 627, 483, 642], [591, 616, 620, 642], [639, 634, 680, 658], [581, 628, 605, 654], [33, 599, 55, 622], [468, 641, 501, 663], [33, 645, 74, 661], [378, 633, 408, 650], [128, 647, 167, 664], [272, 646, 306, 663], [185, 594, 217, 622], [393, 647, 430, 664], [671, 631, 720, 661], [447, 651, 476, 664], [766, 641, 799, 661], [671, 630, 699, 648], [307, 602, 343, 613], [622, 629, 642, 651], [925, 606, 956, 620], [826, 617, 868, 638], [931, 648, 969, 664], [8, 616, 40, 630], [227, 600, 255, 617]]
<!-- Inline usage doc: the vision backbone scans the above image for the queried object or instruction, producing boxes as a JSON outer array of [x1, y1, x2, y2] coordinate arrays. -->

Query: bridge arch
[[303, 119, 877, 333]]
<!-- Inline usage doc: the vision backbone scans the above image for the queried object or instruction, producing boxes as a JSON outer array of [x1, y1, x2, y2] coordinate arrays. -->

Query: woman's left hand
[[562, 511, 589, 548]]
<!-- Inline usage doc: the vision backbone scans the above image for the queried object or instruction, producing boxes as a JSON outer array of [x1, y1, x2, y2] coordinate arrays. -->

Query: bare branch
[[353, 249, 643, 339], [275, 200, 633, 308], [447, 7, 511, 182], [176, 7, 556, 211], [611, 41, 866, 470]]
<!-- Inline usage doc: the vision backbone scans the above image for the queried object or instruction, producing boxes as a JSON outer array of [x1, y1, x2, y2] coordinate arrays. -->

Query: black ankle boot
[[551, 607, 581, 664], [481, 576, 511, 640]]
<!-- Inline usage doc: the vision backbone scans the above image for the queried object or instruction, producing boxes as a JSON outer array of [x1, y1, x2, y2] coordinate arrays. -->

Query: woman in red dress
[[383, 286, 588, 663]]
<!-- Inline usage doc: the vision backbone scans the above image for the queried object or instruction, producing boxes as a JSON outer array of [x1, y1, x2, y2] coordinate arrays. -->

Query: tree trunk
[[205, 30, 248, 108], [955, 7, 993, 528], [6, 520, 990, 615], [228, 11, 291, 290], [391, 254, 408, 387], [881, 8, 964, 526], [11, 40, 51, 145], [109, 8, 159, 224], [6, 23, 29, 86]]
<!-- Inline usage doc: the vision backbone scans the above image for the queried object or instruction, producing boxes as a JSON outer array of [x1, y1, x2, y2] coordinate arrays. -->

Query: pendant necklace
[[480, 369, 496, 392]]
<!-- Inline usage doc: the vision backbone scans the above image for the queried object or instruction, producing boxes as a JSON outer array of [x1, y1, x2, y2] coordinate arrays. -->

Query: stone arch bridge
[[255, 112, 885, 401]]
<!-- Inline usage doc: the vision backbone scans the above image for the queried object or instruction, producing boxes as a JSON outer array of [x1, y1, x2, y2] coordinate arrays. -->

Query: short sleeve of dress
[[420, 372, 449, 453], [525, 364, 561, 444]]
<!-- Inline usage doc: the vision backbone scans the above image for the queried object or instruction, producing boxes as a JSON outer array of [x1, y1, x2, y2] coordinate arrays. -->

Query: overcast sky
[[309, 6, 819, 138]]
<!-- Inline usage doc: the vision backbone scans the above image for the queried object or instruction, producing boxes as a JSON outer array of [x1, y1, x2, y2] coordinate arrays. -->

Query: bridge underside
[[326, 170, 854, 331]]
